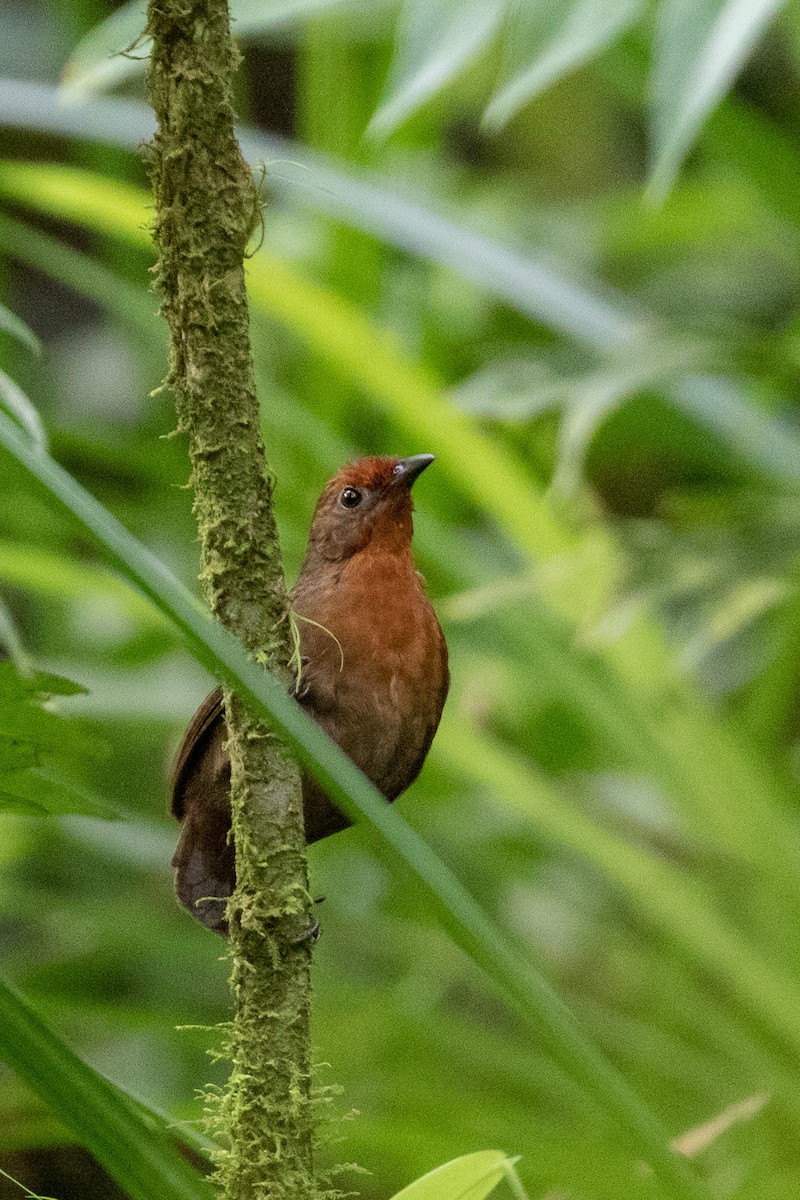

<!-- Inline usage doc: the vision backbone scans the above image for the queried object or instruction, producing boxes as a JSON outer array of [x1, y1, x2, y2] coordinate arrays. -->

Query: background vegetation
[[2, 0, 800, 1197]]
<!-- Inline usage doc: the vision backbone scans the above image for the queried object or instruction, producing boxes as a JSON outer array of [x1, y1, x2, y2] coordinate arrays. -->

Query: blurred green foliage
[[3, 1, 800, 1198]]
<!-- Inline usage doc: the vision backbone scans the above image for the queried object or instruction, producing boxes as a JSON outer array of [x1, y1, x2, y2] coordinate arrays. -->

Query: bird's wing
[[170, 684, 224, 818]]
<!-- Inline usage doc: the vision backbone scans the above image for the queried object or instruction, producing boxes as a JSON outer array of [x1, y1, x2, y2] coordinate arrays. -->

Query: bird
[[171, 454, 449, 934]]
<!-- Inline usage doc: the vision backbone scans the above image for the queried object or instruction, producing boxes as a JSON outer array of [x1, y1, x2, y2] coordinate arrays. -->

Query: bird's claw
[[288, 917, 320, 946], [286, 897, 324, 945]]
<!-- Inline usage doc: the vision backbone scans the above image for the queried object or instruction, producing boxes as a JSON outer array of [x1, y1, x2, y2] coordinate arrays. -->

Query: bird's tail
[[172, 815, 234, 937]]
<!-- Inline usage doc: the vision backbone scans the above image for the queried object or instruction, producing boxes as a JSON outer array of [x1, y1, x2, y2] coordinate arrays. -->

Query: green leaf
[[649, 0, 788, 199], [0, 411, 710, 1200], [0, 702, 76, 744], [0, 741, 36, 774], [551, 370, 632, 498], [434, 714, 800, 1082], [454, 339, 710, 496], [0, 163, 572, 570], [389, 1151, 511, 1200], [0, 770, 117, 819], [484, 0, 643, 129], [59, 1, 147, 97], [368, 0, 503, 138], [0, 80, 640, 350], [4, 162, 800, 903], [0, 595, 31, 673], [0, 663, 88, 703], [0, 537, 165, 627], [0, 212, 160, 343], [670, 375, 800, 486], [452, 357, 568, 421], [0, 368, 47, 453], [680, 576, 787, 673], [232, 0, 373, 33], [60, 0, 379, 99], [30, 671, 90, 697], [552, 338, 708, 496], [0, 661, 85, 721], [0, 661, 112, 818], [0, 302, 40, 355], [0, 975, 213, 1200]]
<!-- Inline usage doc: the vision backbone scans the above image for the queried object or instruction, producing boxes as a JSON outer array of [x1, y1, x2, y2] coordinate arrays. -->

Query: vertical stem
[[145, 2, 316, 1197]]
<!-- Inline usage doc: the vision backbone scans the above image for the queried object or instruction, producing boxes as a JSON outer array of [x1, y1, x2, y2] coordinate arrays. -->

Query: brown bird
[[171, 454, 449, 933]]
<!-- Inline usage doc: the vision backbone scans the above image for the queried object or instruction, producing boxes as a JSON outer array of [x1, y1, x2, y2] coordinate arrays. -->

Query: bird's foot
[[287, 895, 325, 945], [288, 916, 320, 946]]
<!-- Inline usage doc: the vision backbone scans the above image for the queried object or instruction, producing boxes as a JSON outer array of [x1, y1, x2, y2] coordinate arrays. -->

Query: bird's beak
[[393, 454, 435, 488]]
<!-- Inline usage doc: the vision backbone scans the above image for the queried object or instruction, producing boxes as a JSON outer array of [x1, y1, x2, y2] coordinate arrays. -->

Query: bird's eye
[[392, 463, 404, 476], [340, 487, 363, 508]]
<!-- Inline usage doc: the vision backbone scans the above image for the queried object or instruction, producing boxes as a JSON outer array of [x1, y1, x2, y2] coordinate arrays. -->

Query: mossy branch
[[145, 2, 317, 1196]]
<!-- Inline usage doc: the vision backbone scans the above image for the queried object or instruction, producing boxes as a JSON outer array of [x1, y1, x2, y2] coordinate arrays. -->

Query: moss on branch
[[145, 2, 318, 1196]]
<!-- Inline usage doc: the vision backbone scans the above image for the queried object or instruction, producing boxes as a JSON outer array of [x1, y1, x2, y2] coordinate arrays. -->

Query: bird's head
[[306, 454, 434, 562]]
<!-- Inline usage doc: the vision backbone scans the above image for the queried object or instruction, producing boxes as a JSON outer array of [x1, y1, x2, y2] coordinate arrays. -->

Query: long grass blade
[[649, 0, 787, 199], [0, 80, 640, 349], [0, 369, 47, 453], [0, 409, 710, 1199], [0, 212, 159, 341], [60, 0, 147, 97], [0, 303, 40, 355], [484, 0, 643, 130], [388, 1150, 510, 1200], [60, 0, 375, 99], [671, 375, 800, 487], [368, 0, 502, 138], [436, 718, 800, 1066], [0, 975, 213, 1200], [2, 161, 798, 894]]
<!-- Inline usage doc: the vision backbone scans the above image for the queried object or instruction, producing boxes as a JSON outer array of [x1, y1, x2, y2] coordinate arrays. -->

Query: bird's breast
[[293, 550, 448, 798]]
